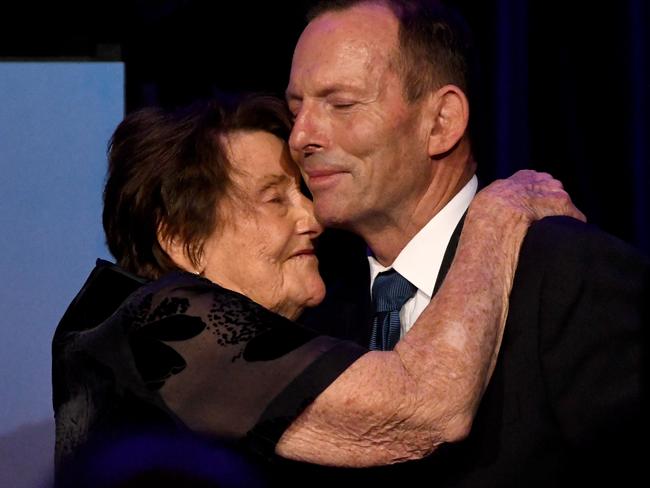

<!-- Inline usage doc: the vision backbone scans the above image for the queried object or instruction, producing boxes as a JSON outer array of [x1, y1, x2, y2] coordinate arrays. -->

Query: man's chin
[[314, 201, 350, 229]]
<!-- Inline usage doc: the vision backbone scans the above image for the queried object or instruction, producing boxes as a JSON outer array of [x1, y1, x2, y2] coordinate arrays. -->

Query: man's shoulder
[[526, 216, 647, 260], [518, 216, 650, 283]]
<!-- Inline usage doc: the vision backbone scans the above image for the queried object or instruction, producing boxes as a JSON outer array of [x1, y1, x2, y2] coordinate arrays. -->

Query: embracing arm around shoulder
[[276, 171, 586, 467]]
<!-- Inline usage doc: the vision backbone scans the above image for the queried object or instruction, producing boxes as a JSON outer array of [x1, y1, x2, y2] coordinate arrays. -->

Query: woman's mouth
[[290, 248, 316, 259]]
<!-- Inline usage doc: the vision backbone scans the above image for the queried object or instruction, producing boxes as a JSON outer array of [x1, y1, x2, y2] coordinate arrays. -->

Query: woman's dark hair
[[102, 94, 293, 280]]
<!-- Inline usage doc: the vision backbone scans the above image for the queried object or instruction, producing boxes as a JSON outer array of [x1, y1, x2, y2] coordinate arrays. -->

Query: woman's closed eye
[[263, 192, 288, 206]]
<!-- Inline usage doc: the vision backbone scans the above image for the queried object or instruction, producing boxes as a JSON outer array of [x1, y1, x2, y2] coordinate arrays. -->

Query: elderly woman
[[52, 95, 582, 476]]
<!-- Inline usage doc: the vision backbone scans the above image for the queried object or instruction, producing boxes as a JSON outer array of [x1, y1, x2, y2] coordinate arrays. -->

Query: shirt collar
[[368, 175, 477, 297]]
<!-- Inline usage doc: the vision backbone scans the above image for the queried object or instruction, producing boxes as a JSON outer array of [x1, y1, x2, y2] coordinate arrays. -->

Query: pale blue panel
[[0, 63, 123, 444]]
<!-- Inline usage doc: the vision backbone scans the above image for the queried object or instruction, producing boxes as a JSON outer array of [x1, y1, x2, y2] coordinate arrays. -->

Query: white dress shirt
[[368, 175, 478, 337]]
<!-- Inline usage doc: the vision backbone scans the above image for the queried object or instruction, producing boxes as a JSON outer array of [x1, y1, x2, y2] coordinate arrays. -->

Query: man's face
[[287, 3, 433, 233]]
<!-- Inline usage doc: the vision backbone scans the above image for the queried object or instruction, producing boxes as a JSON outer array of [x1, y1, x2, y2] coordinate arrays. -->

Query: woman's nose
[[296, 196, 323, 238]]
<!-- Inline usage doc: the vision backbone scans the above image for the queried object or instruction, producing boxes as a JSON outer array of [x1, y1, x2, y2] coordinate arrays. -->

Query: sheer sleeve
[[112, 271, 366, 458]]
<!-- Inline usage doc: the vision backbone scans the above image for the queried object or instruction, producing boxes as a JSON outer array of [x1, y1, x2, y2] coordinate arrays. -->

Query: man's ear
[[157, 225, 195, 272], [425, 84, 469, 158]]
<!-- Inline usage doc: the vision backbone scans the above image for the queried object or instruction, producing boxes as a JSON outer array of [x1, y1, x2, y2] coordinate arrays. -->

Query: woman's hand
[[471, 170, 586, 225]]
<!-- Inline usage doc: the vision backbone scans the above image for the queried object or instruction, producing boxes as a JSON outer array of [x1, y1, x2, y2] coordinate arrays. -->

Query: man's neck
[[361, 153, 475, 266]]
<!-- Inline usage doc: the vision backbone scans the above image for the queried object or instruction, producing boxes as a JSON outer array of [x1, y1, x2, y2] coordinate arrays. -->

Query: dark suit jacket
[[279, 216, 649, 487]]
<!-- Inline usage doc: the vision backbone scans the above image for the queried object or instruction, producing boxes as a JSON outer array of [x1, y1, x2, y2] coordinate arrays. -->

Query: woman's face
[[200, 130, 326, 320]]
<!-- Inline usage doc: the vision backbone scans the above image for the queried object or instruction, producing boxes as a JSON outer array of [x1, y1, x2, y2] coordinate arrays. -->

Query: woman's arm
[[276, 170, 585, 466]]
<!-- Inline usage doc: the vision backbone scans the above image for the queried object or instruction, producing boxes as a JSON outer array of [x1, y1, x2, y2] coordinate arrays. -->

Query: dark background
[[3, 0, 648, 256]]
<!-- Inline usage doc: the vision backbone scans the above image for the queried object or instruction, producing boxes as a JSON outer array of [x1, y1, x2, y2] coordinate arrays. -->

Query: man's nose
[[289, 103, 327, 158]]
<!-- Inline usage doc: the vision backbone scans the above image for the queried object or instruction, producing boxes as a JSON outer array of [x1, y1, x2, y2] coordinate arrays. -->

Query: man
[[285, 0, 648, 486]]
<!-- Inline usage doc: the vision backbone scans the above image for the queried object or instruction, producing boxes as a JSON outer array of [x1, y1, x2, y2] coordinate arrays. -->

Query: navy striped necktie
[[369, 269, 417, 351]]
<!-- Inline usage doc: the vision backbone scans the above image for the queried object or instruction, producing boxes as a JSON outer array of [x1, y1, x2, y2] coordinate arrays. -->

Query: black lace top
[[52, 261, 366, 470]]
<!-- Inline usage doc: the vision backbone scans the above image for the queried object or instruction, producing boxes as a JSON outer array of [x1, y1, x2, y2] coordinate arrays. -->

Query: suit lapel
[[432, 212, 467, 297]]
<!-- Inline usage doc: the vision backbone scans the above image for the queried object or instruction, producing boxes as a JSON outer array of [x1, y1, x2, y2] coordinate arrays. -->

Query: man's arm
[[277, 171, 586, 466]]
